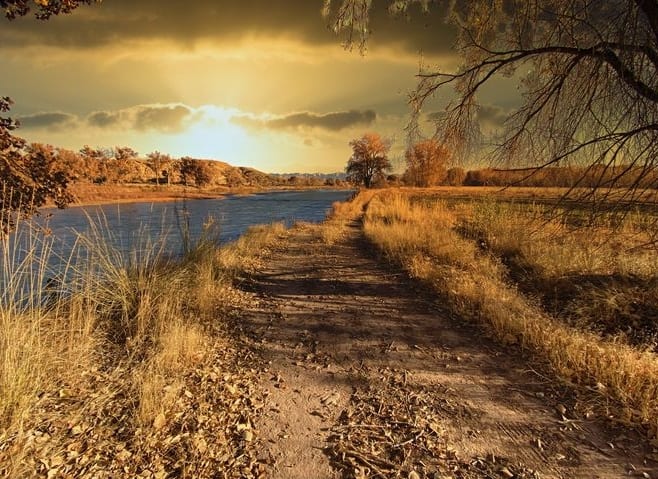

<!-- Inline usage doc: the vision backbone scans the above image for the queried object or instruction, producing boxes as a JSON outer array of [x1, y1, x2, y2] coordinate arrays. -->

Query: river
[[2, 189, 354, 297]]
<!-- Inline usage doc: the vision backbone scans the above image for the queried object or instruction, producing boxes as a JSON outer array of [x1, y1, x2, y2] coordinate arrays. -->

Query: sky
[[1, 1, 515, 173]]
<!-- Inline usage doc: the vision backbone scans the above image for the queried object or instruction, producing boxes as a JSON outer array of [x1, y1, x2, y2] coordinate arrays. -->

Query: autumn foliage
[[404, 139, 450, 187], [346, 133, 392, 188], [0, 99, 73, 234]]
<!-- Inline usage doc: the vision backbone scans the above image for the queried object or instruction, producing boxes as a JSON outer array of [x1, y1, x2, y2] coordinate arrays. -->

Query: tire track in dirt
[[239, 222, 657, 478]]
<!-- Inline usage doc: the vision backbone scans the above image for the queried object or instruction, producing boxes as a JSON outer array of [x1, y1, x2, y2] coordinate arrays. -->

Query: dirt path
[[239, 222, 656, 478]]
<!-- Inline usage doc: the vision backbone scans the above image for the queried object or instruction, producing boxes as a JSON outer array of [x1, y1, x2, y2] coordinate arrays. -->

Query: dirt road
[[239, 222, 656, 478]]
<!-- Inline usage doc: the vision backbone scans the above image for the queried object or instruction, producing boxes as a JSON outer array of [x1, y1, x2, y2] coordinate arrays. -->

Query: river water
[[2, 189, 354, 297], [44, 189, 353, 250]]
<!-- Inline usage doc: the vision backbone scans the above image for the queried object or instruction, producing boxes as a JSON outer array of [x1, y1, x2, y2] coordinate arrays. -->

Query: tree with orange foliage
[[404, 139, 450, 187], [146, 151, 172, 187], [111, 146, 137, 183], [1, 1, 100, 233], [346, 133, 392, 188], [1, 0, 98, 19]]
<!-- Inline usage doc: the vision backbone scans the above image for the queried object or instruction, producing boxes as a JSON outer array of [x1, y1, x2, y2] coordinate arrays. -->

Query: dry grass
[[360, 189, 658, 438], [314, 189, 377, 244], [0, 212, 286, 476], [137, 322, 205, 427], [216, 222, 288, 274], [453, 199, 658, 346], [0, 226, 96, 432], [400, 185, 658, 206]]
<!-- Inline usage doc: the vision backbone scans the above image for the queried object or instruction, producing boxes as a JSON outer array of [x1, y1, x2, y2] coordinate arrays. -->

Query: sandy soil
[[239, 221, 658, 478]]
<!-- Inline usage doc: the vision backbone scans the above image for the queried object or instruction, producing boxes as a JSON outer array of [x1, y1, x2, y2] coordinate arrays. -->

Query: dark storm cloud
[[0, 0, 457, 55], [235, 109, 377, 131], [17, 111, 77, 130], [86, 104, 192, 132], [426, 111, 445, 121], [426, 104, 509, 127]]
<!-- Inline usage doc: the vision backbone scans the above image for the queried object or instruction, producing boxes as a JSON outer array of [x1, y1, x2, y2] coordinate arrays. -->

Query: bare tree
[[404, 138, 450, 187], [324, 0, 658, 210], [346, 133, 392, 188]]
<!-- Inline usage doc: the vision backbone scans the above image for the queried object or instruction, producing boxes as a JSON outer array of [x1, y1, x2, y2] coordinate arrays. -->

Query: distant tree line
[[5, 142, 316, 189], [346, 131, 658, 189], [381, 164, 658, 189]]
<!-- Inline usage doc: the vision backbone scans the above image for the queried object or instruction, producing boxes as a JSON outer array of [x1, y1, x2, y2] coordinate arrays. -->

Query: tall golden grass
[[0, 213, 285, 447], [359, 190, 658, 439], [315, 189, 377, 244]]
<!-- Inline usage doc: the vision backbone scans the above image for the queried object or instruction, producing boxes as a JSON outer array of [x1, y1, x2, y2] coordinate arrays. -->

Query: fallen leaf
[[153, 413, 167, 430], [499, 466, 514, 478]]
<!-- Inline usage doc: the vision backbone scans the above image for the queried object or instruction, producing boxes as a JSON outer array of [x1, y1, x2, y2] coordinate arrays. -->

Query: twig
[[342, 448, 396, 469], [392, 430, 424, 448]]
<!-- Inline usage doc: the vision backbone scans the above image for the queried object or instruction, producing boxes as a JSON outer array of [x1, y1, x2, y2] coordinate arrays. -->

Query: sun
[[175, 106, 251, 161]]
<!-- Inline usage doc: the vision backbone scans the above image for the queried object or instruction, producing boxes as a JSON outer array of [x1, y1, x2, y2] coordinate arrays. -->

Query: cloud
[[0, 0, 458, 56], [17, 112, 78, 130], [426, 104, 510, 129], [17, 104, 193, 134], [235, 109, 377, 131], [86, 104, 192, 132], [426, 111, 445, 121], [477, 104, 509, 130], [134, 105, 192, 132], [87, 110, 123, 128]]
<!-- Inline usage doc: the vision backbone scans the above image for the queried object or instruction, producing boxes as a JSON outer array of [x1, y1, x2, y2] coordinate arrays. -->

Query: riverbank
[[48, 183, 351, 209], [0, 220, 286, 478], [65, 183, 257, 207]]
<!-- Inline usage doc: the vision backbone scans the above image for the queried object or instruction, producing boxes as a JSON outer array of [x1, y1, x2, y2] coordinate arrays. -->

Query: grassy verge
[[310, 189, 377, 244], [0, 218, 286, 477], [454, 199, 658, 348], [357, 189, 658, 441]]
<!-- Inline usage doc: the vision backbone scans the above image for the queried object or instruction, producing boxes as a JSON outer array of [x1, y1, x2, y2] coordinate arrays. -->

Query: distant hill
[[65, 156, 282, 187], [24, 143, 351, 190]]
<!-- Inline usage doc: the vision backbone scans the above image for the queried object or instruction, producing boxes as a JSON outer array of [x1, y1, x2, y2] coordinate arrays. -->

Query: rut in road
[[239, 222, 655, 478]]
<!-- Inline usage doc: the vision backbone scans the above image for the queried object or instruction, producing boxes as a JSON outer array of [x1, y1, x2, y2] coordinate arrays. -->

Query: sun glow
[[174, 106, 251, 161]]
